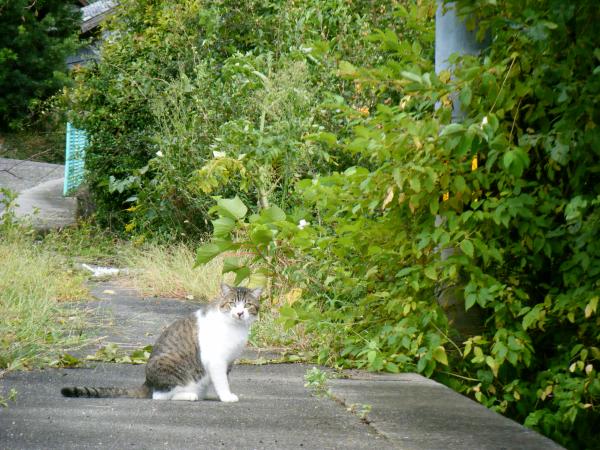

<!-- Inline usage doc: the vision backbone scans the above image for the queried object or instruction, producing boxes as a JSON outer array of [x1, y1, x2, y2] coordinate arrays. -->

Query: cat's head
[[218, 283, 262, 323]]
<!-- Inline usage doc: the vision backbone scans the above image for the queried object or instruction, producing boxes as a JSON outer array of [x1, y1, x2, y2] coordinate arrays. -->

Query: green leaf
[[410, 177, 421, 193], [222, 256, 244, 273], [313, 132, 337, 147], [216, 196, 248, 220], [454, 175, 467, 193], [195, 239, 236, 266], [465, 293, 477, 311], [233, 267, 252, 285], [212, 217, 235, 237], [440, 123, 465, 136], [338, 60, 358, 78], [523, 304, 544, 330], [54, 353, 82, 368], [432, 346, 448, 366], [385, 362, 400, 373], [279, 305, 298, 320], [259, 206, 286, 223], [486, 356, 499, 377], [459, 86, 472, 107], [585, 296, 598, 318], [424, 265, 437, 281], [460, 240, 474, 258], [400, 71, 422, 83], [251, 227, 276, 244]]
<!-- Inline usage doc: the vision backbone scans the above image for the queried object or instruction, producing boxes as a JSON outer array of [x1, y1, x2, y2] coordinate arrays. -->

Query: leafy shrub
[[196, 1, 600, 448], [69, 0, 405, 238]]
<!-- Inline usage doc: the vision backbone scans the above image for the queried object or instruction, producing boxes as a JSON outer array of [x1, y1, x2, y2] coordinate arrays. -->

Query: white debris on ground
[[81, 263, 121, 278]]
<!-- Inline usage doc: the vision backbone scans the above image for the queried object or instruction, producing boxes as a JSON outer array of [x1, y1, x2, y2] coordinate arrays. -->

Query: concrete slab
[[1, 282, 392, 449], [0, 281, 564, 449], [1, 364, 392, 450], [329, 374, 563, 450], [0, 158, 77, 230], [9, 178, 77, 230], [0, 157, 64, 193]]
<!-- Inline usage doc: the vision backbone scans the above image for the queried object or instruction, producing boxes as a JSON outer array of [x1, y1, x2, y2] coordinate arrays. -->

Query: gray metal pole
[[435, 1, 486, 120], [434, 1, 486, 337]]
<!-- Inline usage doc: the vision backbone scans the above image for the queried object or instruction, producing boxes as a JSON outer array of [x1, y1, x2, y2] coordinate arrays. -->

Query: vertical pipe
[[435, 1, 486, 337]]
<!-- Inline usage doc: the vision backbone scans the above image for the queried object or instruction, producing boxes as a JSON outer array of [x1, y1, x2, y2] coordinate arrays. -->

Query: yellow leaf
[[439, 70, 451, 83], [585, 296, 598, 318], [486, 356, 499, 377], [443, 192, 450, 202], [382, 187, 394, 210], [432, 346, 448, 366], [284, 288, 303, 305], [540, 384, 553, 400]]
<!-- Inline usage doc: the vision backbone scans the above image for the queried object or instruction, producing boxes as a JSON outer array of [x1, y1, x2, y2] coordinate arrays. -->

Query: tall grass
[[121, 242, 309, 352], [0, 230, 88, 372], [119, 242, 227, 300]]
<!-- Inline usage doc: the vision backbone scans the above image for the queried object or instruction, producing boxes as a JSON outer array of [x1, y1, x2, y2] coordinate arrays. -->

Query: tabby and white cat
[[61, 284, 261, 402]]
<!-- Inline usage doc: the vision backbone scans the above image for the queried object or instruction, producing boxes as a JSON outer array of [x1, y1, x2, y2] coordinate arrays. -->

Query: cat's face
[[218, 283, 262, 323]]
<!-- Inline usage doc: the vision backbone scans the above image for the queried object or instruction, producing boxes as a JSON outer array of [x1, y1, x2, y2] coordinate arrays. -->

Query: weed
[[0, 388, 18, 407], [347, 403, 372, 423], [304, 367, 332, 398], [41, 219, 122, 265], [85, 343, 153, 365], [249, 308, 310, 354]]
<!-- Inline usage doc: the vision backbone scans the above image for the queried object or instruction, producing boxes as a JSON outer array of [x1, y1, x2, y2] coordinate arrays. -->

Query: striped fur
[[61, 284, 261, 401], [61, 385, 150, 398]]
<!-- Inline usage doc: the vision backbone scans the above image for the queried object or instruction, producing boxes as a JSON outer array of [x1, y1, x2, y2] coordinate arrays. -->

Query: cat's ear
[[220, 283, 234, 296], [249, 287, 263, 300]]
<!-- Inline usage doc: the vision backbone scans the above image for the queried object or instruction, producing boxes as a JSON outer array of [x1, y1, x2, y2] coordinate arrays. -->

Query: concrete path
[[0, 157, 64, 193], [0, 282, 562, 449], [0, 157, 77, 230]]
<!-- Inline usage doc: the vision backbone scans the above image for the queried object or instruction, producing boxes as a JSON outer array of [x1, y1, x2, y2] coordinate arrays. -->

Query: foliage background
[[70, 0, 599, 448], [0, 0, 81, 129]]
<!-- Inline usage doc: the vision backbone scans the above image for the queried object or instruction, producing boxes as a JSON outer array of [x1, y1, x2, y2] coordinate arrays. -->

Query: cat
[[61, 283, 261, 403]]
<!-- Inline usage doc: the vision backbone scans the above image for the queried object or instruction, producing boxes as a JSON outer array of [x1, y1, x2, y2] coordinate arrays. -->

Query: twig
[[489, 55, 517, 114], [439, 370, 480, 382], [430, 321, 463, 358]]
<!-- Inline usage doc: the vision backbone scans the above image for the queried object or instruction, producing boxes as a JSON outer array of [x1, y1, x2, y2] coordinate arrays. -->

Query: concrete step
[[0, 158, 77, 231], [10, 178, 77, 230]]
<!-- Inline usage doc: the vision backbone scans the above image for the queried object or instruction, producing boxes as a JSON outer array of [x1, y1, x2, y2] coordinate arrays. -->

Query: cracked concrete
[[0, 282, 562, 449]]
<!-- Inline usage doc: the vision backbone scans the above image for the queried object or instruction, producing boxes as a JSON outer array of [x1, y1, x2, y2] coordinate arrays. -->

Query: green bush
[[196, 1, 599, 448], [69, 0, 403, 237], [76, 0, 598, 446]]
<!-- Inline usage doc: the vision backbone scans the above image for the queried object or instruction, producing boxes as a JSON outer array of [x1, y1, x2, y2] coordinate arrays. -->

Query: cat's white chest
[[196, 309, 249, 366]]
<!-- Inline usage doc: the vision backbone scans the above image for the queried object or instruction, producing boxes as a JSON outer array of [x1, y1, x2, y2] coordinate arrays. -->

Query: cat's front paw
[[171, 392, 199, 401], [219, 393, 239, 403]]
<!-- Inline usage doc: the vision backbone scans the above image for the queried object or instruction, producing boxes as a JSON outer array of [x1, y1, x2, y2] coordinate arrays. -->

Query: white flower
[[298, 219, 310, 230], [481, 116, 488, 126], [156, 151, 164, 157]]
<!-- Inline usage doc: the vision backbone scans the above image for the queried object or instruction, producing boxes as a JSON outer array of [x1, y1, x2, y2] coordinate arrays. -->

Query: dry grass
[[0, 230, 89, 371], [119, 242, 231, 301], [119, 242, 311, 352]]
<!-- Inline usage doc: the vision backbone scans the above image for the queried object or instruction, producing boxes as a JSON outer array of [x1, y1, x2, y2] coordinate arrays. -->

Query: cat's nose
[[237, 311, 244, 318]]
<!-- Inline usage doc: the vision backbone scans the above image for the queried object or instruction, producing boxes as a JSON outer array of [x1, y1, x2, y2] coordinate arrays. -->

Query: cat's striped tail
[[61, 384, 150, 398]]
